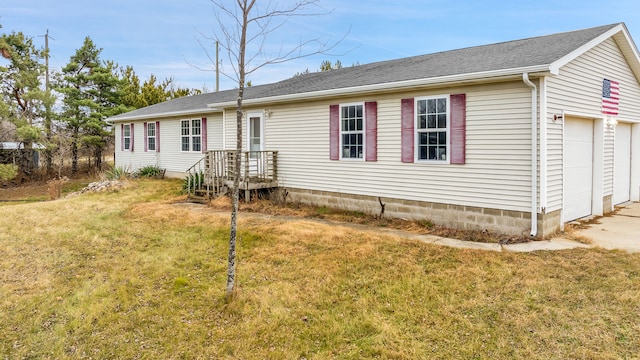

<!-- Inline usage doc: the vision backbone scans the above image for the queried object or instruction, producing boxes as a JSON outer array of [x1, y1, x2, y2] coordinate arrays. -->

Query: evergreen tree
[[56, 37, 125, 173], [119, 67, 202, 109], [0, 29, 52, 177], [84, 60, 127, 169]]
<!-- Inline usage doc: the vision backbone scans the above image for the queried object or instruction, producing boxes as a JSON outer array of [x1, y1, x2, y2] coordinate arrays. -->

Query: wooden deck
[[185, 150, 278, 202]]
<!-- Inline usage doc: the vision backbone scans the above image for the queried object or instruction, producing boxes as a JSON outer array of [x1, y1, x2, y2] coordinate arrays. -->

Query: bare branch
[[201, 0, 345, 83]]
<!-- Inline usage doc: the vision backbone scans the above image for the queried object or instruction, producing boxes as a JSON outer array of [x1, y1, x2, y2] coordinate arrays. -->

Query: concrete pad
[[616, 202, 640, 217], [433, 237, 502, 252], [578, 215, 640, 252], [504, 238, 589, 252], [555, 202, 640, 253]]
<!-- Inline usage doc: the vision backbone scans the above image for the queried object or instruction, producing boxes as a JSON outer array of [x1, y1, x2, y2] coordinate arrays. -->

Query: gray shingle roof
[[109, 23, 621, 122]]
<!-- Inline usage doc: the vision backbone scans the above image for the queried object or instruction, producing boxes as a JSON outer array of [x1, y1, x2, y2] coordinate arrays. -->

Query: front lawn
[[1, 179, 638, 359]]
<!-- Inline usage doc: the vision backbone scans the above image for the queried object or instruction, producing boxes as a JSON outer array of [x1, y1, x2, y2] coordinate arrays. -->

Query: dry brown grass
[[561, 223, 594, 244], [1, 180, 640, 359], [208, 196, 531, 244]]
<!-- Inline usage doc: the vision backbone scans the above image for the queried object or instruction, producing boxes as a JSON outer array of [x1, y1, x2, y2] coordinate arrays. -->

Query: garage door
[[564, 117, 594, 221], [613, 122, 631, 205]]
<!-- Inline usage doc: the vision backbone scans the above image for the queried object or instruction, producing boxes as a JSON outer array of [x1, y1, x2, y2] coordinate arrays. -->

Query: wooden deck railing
[[185, 150, 278, 201]]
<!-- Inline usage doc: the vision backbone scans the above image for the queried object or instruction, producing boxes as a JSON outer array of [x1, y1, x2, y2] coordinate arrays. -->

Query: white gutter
[[208, 65, 552, 109], [106, 107, 216, 123], [523, 73, 538, 237]]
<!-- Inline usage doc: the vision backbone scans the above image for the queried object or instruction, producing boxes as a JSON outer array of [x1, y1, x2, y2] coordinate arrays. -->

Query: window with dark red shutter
[[201, 117, 207, 154], [156, 121, 160, 152], [329, 104, 340, 160], [401, 98, 415, 163], [450, 94, 466, 164], [365, 101, 377, 162]]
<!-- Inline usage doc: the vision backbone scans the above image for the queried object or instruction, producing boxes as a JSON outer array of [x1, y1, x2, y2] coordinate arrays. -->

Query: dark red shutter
[[401, 98, 414, 163], [120, 124, 124, 151], [156, 121, 160, 152], [143, 122, 148, 152], [329, 104, 339, 160], [201, 117, 207, 154], [450, 94, 466, 164], [130, 123, 134, 152], [365, 101, 377, 162]]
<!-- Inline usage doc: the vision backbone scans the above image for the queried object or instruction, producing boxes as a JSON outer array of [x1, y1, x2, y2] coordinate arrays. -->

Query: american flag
[[602, 79, 620, 115]]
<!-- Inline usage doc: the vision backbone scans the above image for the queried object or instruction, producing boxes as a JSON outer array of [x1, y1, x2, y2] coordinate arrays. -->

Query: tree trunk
[[71, 136, 78, 175], [94, 146, 103, 170], [226, 95, 244, 299], [225, 0, 252, 301]]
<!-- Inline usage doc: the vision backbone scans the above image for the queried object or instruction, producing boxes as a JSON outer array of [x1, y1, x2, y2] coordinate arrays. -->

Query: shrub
[[47, 177, 70, 200], [182, 171, 204, 193], [0, 164, 18, 182], [104, 165, 131, 181], [136, 165, 162, 178]]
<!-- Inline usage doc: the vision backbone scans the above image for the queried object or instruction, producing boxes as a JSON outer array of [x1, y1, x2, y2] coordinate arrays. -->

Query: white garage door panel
[[564, 118, 593, 221], [613, 123, 631, 205]]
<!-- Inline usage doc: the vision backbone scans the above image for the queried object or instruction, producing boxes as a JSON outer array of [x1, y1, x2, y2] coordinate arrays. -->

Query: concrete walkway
[[176, 202, 610, 253], [408, 203, 640, 253]]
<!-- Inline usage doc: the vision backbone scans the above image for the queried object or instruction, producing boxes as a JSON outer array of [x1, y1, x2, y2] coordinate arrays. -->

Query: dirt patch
[[0, 182, 49, 201], [0, 178, 94, 202]]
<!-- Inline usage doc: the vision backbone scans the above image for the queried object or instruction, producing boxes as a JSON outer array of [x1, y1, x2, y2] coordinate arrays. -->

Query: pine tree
[[56, 37, 125, 173], [0, 30, 51, 177]]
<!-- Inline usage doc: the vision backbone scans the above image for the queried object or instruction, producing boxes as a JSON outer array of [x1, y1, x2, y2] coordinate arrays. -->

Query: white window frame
[[339, 102, 366, 160], [123, 124, 131, 151], [181, 118, 202, 152], [415, 95, 450, 163], [147, 122, 156, 151]]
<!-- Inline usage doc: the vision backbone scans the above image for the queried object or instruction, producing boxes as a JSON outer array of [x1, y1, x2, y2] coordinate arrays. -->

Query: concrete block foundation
[[286, 188, 562, 238]]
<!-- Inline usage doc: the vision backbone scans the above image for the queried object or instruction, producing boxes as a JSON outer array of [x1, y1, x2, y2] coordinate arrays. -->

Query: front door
[[247, 113, 263, 157], [247, 113, 264, 176]]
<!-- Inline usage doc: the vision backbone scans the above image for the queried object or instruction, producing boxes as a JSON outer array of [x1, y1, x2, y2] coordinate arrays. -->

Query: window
[[191, 119, 201, 152], [147, 122, 156, 151], [341, 104, 364, 159], [181, 118, 202, 152], [123, 124, 131, 150], [181, 120, 190, 151], [416, 96, 449, 161]]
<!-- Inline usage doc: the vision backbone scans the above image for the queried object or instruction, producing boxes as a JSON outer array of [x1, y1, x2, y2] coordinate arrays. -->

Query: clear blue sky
[[2, 0, 640, 92]]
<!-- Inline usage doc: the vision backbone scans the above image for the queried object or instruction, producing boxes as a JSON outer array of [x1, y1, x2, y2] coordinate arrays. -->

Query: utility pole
[[216, 41, 219, 92], [45, 30, 49, 93]]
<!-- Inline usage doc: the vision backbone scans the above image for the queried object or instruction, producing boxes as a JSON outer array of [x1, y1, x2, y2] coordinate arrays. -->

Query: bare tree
[[210, 0, 342, 300]]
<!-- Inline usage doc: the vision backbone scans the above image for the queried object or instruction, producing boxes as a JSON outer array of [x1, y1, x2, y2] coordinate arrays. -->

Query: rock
[[69, 180, 128, 197]]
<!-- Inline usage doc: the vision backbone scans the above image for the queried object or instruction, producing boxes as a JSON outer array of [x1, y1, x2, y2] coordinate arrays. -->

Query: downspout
[[539, 77, 548, 215], [523, 73, 538, 237]]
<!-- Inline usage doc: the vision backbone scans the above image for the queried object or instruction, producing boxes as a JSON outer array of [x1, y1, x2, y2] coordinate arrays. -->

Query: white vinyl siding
[[613, 122, 632, 204], [114, 113, 223, 174], [256, 81, 532, 212], [546, 37, 640, 212]]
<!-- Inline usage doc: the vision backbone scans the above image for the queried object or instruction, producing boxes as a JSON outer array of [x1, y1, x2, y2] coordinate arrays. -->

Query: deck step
[[187, 195, 209, 204]]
